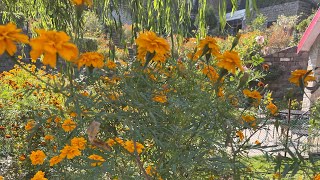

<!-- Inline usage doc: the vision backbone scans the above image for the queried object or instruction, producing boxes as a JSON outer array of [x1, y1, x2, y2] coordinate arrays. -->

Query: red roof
[[297, 8, 320, 53]]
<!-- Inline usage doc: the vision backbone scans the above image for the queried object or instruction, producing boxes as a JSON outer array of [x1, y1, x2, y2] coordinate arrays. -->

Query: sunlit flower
[[123, 140, 144, 154], [71, 0, 92, 6], [0, 22, 29, 56], [31, 171, 48, 180], [30, 150, 46, 165], [196, 36, 220, 58], [243, 89, 262, 106], [88, 154, 105, 166], [267, 102, 278, 115], [71, 137, 87, 150], [106, 138, 116, 147], [314, 174, 320, 180], [30, 30, 78, 68], [49, 155, 63, 166], [152, 94, 167, 103], [115, 137, 124, 146], [69, 112, 77, 117], [25, 120, 36, 131], [218, 87, 224, 97], [44, 135, 54, 141], [75, 52, 104, 69], [145, 165, 156, 176], [61, 118, 76, 132], [106, 60, 117, 69], [289, 69, 316, 86], [135, 31, 170, 65], [202, 65, 219, 82], [236, 131, 244, 141], [60, 145, 81, 159], [217, 51, 243, 74]]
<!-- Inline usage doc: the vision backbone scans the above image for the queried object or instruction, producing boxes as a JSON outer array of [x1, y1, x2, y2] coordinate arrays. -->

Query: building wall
[[264, 46, 309, 100], [302, 35, 320, 110]]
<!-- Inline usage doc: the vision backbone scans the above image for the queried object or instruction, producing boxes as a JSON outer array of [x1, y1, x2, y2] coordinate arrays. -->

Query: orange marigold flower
[[88, 154, 106, 166], [49, 155, 63, 166], [115, 137, 124, 145], [218, 87, 224, 97], [61, 118, 76, 132], [71, 137, 87, 150], [255, 140, 261, 145], [71, 0, 92, 6], [241, 115, 255, 123], [243, 89, 262, 106], [145, 165, 156, 176], [217, 51, 243, 74], [202, 65, 219, 82], [19, 154, 26, 161], [289, 69, 316, 86], [196, 36, 220, 58], [25, 120, 36, 131], [0, 176, 3, 180], [135, 31, 170, 65], [75, 52, 104, 69], [54, 117, 61, 123], [44, 135, 54, 141], [0, 22, 29, 56], [236, 131, 244, 141], [60, 145, 81, 159], [262, 64, 269, 71], [31, 171, 48, 180], [123, 140, 144, 154], [267, 102, 278, 115], [257, 81, 265, 87], [273, 172, 281, 179], [30, 29, 78, 68], [106, 138, 116, 147], [106, 60, 117, 69], [30, 150, 46, 165], [152, 94, 167, 103], [314, 174, 320, 180], [69, 112, 77, 118]]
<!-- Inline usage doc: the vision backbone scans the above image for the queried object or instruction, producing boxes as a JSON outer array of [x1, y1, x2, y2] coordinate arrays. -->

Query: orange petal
[[43, 52, 57, 68], [5, 38, 17, 56], [59, 43, 78, 61], [0, 40, 5, 55]]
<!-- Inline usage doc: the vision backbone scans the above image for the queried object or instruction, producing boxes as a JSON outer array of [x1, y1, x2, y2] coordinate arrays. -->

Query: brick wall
[[264, 46, 309, 100]]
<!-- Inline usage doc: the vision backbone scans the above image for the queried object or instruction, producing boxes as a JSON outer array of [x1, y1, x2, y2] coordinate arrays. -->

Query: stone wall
[[263, 46, 309, 100], [260, 0, 314, 23]]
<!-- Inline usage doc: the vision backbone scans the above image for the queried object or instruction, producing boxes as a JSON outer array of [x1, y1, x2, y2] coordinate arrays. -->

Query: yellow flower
[[152, 94, 167, 103], [61, 118, 76, 132], [241, 115, 255, 123], [289, 69, 316, 86], [255, 140, 261, 145], [218, 87, 224, 97], [106, 138, 116, 147], [123, 140, 144, 154], [69, 112, 77, 117], [216, 51, 243, 74], [44, 135, 54, 141], [49, 155, 63, 166], [145, 165, 157, 176], [60, 145, 81, 159], [236, 131, 244, 141], [31, 171, 48, 180], [71, 137, 87, 150], [25, 120, 36, 131], [71, 0, 92, 6], [0, 22, 29, 56], [314, 174, 320, 180], [243, 89, 262, 106], [75, 52, 104, 69], [30, 150, 46, 165], [106, 60, 117, 69], [267, 102, 278, 115], [115, 137, 124, 145], [0, 176, 3, 180], [30, 29, 78, 68], [273, 172, 281, 179], [135, 31, 170, 64], [88, 154, 105, 166], [196, 36, 220, 58], [202, 65, 219, 82]]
